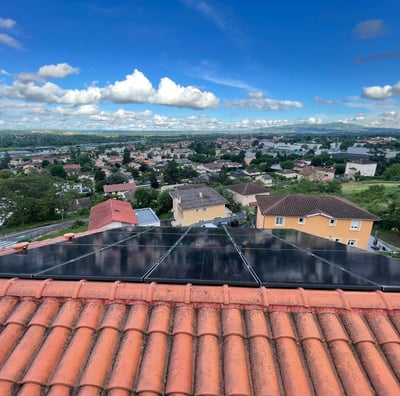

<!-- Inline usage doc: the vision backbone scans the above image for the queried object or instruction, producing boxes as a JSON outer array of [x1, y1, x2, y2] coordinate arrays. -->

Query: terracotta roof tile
[[0, 280, 400, 394], [89, 199, 138, 231]]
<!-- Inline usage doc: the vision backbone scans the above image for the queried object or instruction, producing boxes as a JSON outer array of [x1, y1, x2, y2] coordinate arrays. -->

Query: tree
[[105, 172, 128, 185], [382, 163, 400, 180], [157, 189, 173, 214], [122, 147, 131, 165], [0, 151, 11, 170], [49, 164, 67, 179], [134, 188, 159, 208], [164, 160, 183, 184], [280, 160, 295, 170]]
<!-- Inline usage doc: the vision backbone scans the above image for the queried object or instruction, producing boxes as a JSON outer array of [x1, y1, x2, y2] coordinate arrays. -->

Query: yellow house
[[255, 194, 380, 249], [227, 182, 271, 207], [170, 186, 229, 226]]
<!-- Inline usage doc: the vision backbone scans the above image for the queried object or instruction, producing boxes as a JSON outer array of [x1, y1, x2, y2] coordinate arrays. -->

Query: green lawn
[[341, 181, 400, 194]]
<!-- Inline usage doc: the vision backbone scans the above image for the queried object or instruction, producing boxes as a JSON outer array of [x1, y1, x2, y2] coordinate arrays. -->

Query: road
[[0, 220, 86, 249]]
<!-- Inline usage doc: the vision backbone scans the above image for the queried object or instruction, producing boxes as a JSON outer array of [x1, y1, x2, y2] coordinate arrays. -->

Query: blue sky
[[0, 0, 399, 131]]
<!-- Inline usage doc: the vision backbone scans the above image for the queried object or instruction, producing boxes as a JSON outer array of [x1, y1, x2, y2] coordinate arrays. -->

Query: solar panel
[[0, 226, 398, 291], [145, 246, 258, 286]]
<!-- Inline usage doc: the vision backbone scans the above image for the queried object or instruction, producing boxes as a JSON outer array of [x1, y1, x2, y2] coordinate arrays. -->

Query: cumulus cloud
[[58, 86, 102, 105], [151, 77, 219, 109], [0, 17, 16, 29], [0, 33, 21, 49], [0, 66, 220, 110], [38, 63, 79, 78], [102, 69, 155, 103], [313, 96, 337, 105], [362, 82, 400, 100], [0, 69, 10, 76], [353, 19, 388, 39], [224, 92, 302, 111]]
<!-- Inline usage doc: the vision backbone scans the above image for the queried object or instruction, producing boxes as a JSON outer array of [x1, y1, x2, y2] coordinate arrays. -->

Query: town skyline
[[1, 0, 399, 131]]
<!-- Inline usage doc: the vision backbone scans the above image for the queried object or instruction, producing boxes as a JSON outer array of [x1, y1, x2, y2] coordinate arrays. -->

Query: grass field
[[341, 181, 400, 194]]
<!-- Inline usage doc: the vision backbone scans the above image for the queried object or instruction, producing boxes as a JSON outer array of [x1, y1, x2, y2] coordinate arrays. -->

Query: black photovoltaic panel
[[315, 250, 400, 291], [145, 246, 258, 286], [0, 226, 399, 290], [241, 248, 378, 290], [36, 242, 170, 281], [0, 243, 95, 277]]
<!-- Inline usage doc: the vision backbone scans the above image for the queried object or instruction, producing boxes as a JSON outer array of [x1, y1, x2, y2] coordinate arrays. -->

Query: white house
[[345, 160, 377, 178]]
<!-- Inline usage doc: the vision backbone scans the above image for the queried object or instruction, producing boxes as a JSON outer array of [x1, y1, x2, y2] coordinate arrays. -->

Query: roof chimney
[[199, 191, 203, 198]]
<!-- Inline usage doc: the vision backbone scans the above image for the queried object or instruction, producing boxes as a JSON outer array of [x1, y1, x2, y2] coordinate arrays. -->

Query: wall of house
[[256, 207, 374, 249], [231, 191, 270, 207], [178, 204, 227, 226], [345, 162, 377, 177]]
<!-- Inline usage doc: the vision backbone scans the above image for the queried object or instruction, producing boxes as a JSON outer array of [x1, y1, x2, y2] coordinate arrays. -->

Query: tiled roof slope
[[89, 199, 138, 230], [170, 186, 227, 210], [103, 182, 136, 193], [227, 182, 270, 196], [256, 194, 380, 220], [1, 279, 400, 395]]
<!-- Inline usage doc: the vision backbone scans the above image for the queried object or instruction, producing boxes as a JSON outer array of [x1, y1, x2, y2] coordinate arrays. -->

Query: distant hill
[[251, 122, 400, 135]]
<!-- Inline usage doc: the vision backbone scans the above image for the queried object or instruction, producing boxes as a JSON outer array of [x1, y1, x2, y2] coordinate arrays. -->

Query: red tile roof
[[1, 278, 400, 394], [89, 199, 138, 230], [103, 183, 136, 193]]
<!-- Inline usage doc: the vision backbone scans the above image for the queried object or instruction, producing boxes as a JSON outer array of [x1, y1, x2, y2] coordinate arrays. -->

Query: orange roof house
[[256, 194, 379, 250], [89, 199, 138, 230], [0, 226, 400, 395]]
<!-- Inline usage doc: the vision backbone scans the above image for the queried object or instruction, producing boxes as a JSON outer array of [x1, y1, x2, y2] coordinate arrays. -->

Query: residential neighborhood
[[0, 130, 399, 253]]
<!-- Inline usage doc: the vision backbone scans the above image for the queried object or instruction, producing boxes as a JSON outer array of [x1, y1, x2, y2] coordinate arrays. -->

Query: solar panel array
[[1, 226, 399, 291]]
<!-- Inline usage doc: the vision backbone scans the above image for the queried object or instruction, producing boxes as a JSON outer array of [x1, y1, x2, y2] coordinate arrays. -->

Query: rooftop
[[170, 186, 227, 210], [1, 226, 400, 394], [103, 183, 136, 193], [256, 194, 380, 221], [227, 182, 270, 196]]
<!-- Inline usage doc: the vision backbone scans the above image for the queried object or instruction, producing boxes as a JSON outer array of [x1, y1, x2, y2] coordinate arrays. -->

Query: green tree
[[49, 164, 67, 179], [134, 188, 159, 208], [0, 151, 11, 170], [122, 147, 131, 165], [164, 160, 183, 184], [105, 172, 128, 185], [382, 163, 400, 180], [156, 189, 173, 214]]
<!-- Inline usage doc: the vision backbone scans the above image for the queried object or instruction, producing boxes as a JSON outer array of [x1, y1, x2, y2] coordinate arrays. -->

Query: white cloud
[[224, 92, 302, 111], [353, 19, 388, 39], [38, 63, 79, 78], [362, 82, 400, 100], [297, 117, 323, 124], [59, 86, 102, 105], [7, 81, 62, 102], [313, 96, 337, 105], [0, 17, 16, 29], [151, 77, 219, 109], [102, 69, 155, 103], [0, 33, 21, 49]]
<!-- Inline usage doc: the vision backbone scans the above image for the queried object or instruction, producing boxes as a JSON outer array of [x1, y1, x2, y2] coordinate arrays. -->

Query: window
[[350, 220, 361, 231], [275, 216, 285, 226], [335, 238, 341, 243], [298, 217, 305, 225], [347, 239, 357, 247], [329, 218, 336, 226], [202, 208, 207, 212]]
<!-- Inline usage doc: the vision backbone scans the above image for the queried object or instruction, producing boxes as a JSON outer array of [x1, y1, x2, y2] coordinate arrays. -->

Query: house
[[170, 185, 229, 226], [299, 166, 335, 182], [345, 159, 377, 178], [275, 169, 298, 179], [254, 173, 274, 186], [89, 199, 138, 230], [63, 164, 81, 175], [227, 182, 271, 207], [103, 182, 136, 200], [0, 226, 400, 394], [255, 194, 380, 249]]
